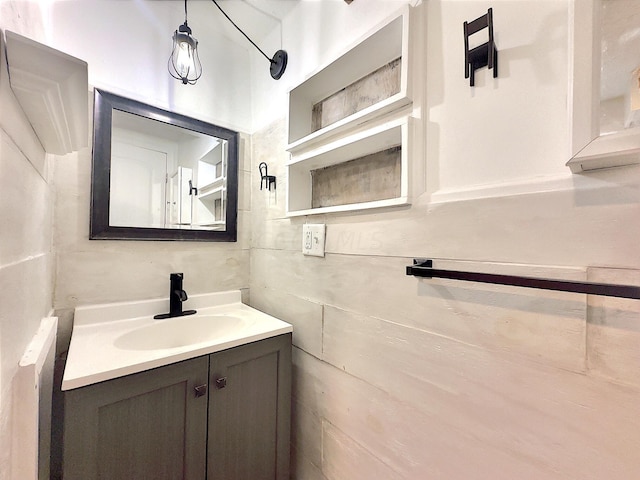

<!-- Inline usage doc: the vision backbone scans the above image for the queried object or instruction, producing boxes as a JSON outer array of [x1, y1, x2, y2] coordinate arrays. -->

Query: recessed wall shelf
[[4, 31, 88, 155], [193, 142, 226, 228], [287, 117, 411, 217], [286, 6, 412, 153], [195, 184, 226, 228], [285, 5, 422, 218], [198, 184, 224, 200]]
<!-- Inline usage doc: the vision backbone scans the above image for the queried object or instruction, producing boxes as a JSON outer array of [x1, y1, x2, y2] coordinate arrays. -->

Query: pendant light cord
[[210, 0, 273, 63], [184, 0, 188, 25]]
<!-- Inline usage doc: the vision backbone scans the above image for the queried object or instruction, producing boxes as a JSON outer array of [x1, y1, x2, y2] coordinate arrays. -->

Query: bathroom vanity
[[61, 291, 292, 480]]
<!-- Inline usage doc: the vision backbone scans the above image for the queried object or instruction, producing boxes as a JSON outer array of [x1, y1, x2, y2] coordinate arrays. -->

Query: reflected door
[[110, 143, 167, 228], [169, 167, 194, 226]]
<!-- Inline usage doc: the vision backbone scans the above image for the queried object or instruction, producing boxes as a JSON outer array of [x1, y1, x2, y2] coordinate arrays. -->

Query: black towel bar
[[406, 259, 640, 300]]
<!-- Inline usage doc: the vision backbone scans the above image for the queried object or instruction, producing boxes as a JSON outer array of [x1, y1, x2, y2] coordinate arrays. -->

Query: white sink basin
[[114, 315, 247, 350], [62, 291, 292, 391]]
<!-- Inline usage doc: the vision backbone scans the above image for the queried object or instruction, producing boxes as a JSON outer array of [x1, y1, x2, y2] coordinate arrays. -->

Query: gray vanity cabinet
[[63, 355, 209, 479], [208, 334, 292, 480], [63, 334, 292, 480]]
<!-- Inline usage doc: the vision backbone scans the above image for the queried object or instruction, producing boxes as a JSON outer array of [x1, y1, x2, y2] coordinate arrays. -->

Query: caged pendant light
[[169, 0, 288, 85], [168, 0, 203, 85]]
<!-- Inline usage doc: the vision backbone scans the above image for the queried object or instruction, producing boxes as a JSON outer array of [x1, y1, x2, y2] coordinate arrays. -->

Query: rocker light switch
[[302, 224, 325, 257]]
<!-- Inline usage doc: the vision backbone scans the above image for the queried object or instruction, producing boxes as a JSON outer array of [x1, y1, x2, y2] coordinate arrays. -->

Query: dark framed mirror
[[90, 89, 238, 241]]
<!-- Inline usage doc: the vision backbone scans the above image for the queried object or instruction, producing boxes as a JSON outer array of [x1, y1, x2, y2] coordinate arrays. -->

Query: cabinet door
[[63, 356, 209, 480], [208, 334, 292, 480]]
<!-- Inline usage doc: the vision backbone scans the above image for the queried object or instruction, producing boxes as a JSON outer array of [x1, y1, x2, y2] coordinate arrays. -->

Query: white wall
[[251, 0, 411, 132], [426, 0, 570, 193], [52, 96, 252, 347], [249, 1, 640, 479], [46, 0, 253, 133], [1, 2, 255, 477], [0, 3, 54, 478], [2, 0, 639, 478], [17, 0, 254, 340]]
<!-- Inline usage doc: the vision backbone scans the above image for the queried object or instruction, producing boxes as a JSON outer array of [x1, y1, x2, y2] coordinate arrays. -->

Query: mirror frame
[[567, 0, 640, 173], [90, 89, 238, 241]]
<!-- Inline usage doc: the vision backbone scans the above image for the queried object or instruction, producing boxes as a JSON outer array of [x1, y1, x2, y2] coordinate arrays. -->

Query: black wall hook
[[259, 162, 276, 191], [464, 7, 498, 87], [188, 179, 198, 196]]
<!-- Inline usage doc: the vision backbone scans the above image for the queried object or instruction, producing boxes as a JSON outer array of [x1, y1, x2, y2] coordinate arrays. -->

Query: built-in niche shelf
[[4, 31, 88, 155], [199, 183, 224, 198], [286, 7, 412, 153], [195, 142, 226, 228], [285, 5, 420, 218], [287, 117, 411, 217], [196, 185, 226, 228]]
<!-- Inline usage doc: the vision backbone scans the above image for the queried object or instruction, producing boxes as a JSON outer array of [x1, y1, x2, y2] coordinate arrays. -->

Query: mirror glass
[[91, 89, 238, 241], [599, 0, 640, 135]]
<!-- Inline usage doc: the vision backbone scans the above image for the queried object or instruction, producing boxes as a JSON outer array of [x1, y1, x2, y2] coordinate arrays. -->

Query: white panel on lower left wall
[[11, 316, 57, 480]]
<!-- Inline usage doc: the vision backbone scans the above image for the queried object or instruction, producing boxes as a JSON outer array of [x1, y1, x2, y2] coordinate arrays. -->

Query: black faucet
[[154, 273, 197, 319]]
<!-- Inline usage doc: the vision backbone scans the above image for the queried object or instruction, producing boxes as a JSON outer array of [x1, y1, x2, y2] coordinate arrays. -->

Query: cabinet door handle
[[194, 384, 208, 397], [215, 377, 227, 389]]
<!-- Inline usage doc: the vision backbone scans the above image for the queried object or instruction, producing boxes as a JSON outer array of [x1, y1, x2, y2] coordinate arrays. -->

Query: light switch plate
[[302, 224, 325, 257]]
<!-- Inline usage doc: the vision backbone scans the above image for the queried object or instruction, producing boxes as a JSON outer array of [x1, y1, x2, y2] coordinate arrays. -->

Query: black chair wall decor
[[464, 8, 498, 87], [259, 162, 276, 191]]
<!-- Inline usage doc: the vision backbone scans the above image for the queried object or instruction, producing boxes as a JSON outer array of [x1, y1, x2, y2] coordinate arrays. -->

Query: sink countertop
[[62, 291, 292, 391]]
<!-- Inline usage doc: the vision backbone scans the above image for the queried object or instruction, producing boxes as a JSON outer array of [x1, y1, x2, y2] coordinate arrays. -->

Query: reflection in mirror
[[110, 110, 228, 230], [91, 89, 238, 241], [600, 0, 640, 134]]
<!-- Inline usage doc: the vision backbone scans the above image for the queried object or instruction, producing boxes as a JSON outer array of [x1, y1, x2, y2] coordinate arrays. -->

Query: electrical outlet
[[302, 224, 325, 257]]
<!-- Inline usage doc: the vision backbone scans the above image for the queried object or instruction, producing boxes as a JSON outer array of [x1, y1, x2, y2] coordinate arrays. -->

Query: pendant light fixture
[[168, 0, 202, 85], [210, 0, 288, 80]]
